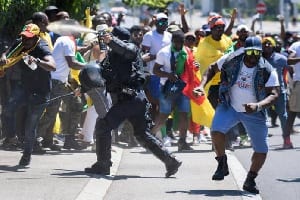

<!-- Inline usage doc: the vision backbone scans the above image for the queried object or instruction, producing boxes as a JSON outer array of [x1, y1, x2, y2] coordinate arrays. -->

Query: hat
[[201, 24, 211, 32], [236, 24, 250, 32], [45, 5, 59, 12], [156, 13, 168, 21], [262, 37, 276, 47], [208, 16, 225, 29], [184, 31, 196, 38], [245, 36, 262, 51], [111, 26, 130, 41], [20, 23, 40, 38], [167, 24, 181, 33]]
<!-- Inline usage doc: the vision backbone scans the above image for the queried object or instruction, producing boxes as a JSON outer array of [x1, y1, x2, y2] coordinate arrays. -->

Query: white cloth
[[82, 106, 98, 143], [51, 36, 76, 83], [142, 30, 171, 74], [155, 45, 179, 85], [288, 41, 300, 81]]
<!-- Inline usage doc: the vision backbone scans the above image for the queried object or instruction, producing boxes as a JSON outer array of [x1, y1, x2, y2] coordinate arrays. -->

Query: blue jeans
[[158, 84, 190, 114], [2, 84, 49, 154], [274, 92, 288, 136], [212, 104, 268, 153]]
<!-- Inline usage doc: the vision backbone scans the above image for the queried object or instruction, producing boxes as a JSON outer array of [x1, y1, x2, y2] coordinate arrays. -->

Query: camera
[[96, 24, 109, 51]]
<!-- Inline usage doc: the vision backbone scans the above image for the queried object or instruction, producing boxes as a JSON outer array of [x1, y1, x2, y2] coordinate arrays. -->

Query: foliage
[[263, 0, 280, 19], [0, 0, 98, 44], [122, 0, 178, 9]]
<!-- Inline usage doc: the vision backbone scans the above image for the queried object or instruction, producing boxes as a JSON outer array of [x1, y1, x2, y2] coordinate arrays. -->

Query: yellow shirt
[[195, 34, 232, 86], [40, 32, 53, 51]]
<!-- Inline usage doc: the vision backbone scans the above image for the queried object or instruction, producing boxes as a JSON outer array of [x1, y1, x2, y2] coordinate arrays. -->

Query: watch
[[256, 103, 262, 112], [36, 58, 41, 64]]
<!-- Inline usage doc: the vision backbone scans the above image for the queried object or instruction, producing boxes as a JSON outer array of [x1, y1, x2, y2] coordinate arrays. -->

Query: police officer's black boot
[[136, 132, 182, 178], [212, 154, 229, 180], [84, 135, 112, 175], [243, 171, 259, 194]]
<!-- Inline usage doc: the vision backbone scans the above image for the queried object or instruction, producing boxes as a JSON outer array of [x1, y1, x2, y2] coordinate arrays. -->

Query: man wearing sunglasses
[[194, 36, 280, 194], [262, 37, 291, 149]]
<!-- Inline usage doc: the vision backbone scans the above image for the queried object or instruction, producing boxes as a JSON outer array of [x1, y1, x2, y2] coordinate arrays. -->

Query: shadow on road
[[166, 189, 255, 197], [0, 165, 27, 172], [277, 178, 300, 183]]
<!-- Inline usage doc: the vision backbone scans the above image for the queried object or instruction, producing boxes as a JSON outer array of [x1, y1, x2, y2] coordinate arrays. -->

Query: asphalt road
[[234, 118, 300, 200]]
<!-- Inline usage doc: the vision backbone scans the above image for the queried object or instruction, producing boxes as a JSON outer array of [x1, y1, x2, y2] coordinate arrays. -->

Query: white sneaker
[[163, 136, 172, 147], [193, 136, 200, 145], [199, 134, 208, 143]]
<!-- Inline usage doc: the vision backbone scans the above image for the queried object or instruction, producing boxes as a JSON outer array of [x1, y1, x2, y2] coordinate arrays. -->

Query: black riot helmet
[[79, 63, 105, 92]]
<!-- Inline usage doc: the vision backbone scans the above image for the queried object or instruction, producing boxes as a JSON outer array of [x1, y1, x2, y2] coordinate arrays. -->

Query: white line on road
[[227, 150, 263, 200], [75, 145, 123, 200]]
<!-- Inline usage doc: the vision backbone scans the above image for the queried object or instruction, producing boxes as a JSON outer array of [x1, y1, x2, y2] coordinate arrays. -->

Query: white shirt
[[288, 41, 300, 81], [155, 45, 180, 85], [51, 36, 76, 83], [142, 30, 171, 74], [217, 50, 279, 112]]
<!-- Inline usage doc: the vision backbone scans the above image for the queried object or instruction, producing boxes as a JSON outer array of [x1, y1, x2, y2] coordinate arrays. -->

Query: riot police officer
[[81, 27, 182, 177]]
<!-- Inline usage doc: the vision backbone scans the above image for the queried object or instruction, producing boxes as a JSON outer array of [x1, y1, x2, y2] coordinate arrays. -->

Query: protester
[[262, 37, 289, 147], [194, 36, 279, 194], [37, 18, 86, 151], [151, 30, 196, 151], [1, 23, 56, 166]]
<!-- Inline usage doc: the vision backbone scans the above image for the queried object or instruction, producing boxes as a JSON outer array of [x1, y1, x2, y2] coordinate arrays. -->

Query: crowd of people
[[0, 3, 300, 195]]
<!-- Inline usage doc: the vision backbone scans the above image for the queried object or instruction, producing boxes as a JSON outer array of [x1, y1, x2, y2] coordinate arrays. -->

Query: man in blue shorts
[[194, 36, 279, 194]]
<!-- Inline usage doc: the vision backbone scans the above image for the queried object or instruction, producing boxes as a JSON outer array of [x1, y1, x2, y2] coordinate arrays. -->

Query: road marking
[[226, 151, 262, 200], [75, 145, 123, 200]]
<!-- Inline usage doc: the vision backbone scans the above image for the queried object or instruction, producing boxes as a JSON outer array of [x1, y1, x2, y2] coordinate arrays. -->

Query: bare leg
[[178, 112, 188, 139], [151, 113, 169, 135], [212, 131, 226, 157], [250, 152, 267, 173]]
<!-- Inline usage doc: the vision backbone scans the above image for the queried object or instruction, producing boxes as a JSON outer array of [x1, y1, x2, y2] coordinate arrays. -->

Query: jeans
[[273, 92, 288, 136], [37, 79, 83, 143], [212, 104, 268, 153], [2, 83, 49, 154]]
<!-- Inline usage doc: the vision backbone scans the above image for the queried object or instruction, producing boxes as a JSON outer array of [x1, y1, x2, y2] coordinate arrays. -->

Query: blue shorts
[[146, 75, 160, 100], [211, 104, 268, 153], [159, 85, 190, 114]]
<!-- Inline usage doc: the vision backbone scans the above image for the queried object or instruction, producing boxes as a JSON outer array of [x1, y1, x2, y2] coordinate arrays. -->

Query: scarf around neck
[[171, 45, 187, 75]]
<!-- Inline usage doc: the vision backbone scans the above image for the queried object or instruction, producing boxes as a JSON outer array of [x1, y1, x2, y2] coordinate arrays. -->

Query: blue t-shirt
[[265, 52, 288, 93]]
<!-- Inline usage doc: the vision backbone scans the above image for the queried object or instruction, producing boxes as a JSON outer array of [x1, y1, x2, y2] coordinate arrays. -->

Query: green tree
[[0, 0, 98, 47], [122, 0, 177, 9]]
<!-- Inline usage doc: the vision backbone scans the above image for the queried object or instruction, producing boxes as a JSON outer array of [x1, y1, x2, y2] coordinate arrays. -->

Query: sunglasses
[[157, 20, 168, 26], [263, 42, 273, 47], [245, 49, 261, 56]]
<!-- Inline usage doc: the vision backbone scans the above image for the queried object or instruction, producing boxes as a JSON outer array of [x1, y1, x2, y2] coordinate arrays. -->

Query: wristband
[[256, 103, 262, 112]]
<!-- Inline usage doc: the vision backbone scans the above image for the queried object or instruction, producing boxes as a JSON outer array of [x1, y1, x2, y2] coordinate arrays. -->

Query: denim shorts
[[146, 75, 160, 100], [211, 104, 268, 153], [159, 85, 190, 114]]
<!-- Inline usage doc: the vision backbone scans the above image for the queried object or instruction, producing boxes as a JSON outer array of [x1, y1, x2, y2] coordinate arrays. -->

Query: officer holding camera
[[82, 27, 182, 177]]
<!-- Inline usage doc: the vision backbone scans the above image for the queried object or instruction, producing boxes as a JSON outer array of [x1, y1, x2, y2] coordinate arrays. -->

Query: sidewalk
[[0, 140, 261, 200]]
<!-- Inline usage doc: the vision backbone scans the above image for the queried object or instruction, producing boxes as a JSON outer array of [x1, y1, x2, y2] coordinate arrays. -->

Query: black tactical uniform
[[82, 35, 182, 177]]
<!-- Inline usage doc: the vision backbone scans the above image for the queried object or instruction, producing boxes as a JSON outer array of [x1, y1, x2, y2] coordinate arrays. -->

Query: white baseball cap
[[156, 13, 168, 20], [236, 24, 250, 32]]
